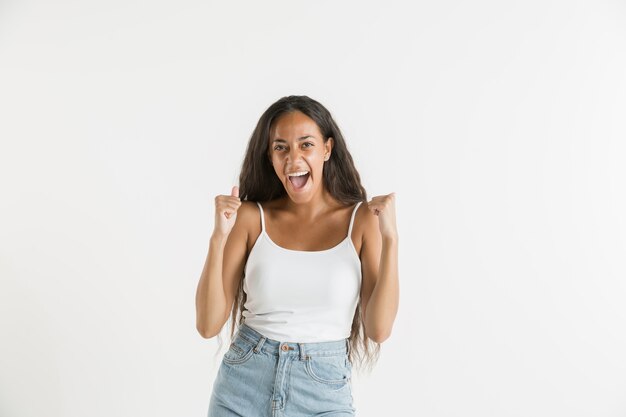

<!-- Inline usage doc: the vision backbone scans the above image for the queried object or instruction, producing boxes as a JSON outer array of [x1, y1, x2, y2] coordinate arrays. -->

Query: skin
[[267, 110, 336, 219], [197, 110, 399, 343]]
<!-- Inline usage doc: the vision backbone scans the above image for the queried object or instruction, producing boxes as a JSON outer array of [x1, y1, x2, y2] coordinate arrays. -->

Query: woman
[[196, 95, 399, 416]]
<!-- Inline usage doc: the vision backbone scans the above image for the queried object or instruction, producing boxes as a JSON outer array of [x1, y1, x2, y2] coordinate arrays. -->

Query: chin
[[286, 190, 313, 201]]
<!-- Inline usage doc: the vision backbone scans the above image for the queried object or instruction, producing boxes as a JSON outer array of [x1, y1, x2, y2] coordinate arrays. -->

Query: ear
[[325, 137, 334, 155]]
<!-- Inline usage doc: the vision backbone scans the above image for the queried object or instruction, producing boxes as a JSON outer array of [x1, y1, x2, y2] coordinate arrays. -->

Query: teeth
[[287, 171, 309, 177]]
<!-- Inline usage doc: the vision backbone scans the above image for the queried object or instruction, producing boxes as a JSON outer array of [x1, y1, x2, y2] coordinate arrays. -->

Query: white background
[[1, 1, 626, 416]]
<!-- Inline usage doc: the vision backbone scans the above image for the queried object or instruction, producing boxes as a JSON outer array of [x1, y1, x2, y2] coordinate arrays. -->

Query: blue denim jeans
[[208, 323, 356, 417]]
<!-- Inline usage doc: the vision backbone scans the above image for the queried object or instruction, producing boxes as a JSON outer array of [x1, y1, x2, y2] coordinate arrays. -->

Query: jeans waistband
[[235, 323, 350, 358]]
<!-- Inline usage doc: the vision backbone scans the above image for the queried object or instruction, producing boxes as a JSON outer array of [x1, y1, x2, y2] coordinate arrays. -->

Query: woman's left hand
[[367, 192, 398, 240]]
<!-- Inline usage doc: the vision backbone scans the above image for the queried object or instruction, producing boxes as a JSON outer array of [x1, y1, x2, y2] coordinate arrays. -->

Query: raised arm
[[359, 192, 399, 343], [195, 186, 250, 338]]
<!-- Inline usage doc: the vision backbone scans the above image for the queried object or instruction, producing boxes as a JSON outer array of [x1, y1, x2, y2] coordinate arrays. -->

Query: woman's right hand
[[213, 185, 241, 238]]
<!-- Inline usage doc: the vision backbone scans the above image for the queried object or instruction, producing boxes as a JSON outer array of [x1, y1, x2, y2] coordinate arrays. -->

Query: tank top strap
[[256, 201, 266, 232], [347, 201, 363, 238]]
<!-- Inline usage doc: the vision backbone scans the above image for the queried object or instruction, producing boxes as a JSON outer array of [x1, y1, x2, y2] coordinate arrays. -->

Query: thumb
[[231, 185, 239, 198]]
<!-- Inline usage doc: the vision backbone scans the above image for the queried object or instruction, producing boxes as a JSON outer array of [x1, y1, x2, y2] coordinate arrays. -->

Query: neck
[[281, 187, 340, 221]]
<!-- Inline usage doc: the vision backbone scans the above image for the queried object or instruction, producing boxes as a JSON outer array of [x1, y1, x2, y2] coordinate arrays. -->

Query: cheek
[[312, 161, 325, 178]]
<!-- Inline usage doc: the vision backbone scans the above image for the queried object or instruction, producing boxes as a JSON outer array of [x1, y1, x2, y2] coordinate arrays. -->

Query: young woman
[[195, 95, 399, 416]]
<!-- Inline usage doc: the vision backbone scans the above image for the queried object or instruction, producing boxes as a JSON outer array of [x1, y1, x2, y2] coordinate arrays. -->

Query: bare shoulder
[[235, 200, 262, 251], [354, 200, 378, 230], [238, 200, 260, 218], [352, 200, 378, 256]]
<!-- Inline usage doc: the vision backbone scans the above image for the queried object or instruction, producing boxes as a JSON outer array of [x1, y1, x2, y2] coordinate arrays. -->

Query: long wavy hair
[[214, 95, 381, 374]]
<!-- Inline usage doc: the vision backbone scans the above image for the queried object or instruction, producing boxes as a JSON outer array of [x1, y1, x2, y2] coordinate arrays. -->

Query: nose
[[286, 146, 304, 162]]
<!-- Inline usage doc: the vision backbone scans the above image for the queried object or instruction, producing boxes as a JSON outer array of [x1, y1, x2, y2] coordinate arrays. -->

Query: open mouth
[[287, 172, 310, 191]]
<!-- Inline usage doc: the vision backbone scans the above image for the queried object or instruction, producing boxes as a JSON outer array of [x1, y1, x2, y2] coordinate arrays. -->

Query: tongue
[[290, 173, 309, 189]]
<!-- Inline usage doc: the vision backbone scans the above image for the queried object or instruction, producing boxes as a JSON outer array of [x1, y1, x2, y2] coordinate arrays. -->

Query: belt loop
[[346, 338, 350, 356], [254, 336, 266, 353], [298, 343, 306, 361]]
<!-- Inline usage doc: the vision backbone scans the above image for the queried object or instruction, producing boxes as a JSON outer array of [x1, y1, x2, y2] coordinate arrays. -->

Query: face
[[268, 111, 333, 202]]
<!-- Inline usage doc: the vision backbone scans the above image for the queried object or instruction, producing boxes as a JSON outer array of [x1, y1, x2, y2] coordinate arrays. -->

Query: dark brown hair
[[215, 95, 380, 373]]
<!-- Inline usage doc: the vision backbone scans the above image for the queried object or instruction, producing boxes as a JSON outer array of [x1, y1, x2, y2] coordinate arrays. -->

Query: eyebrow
[[272, 135, 315, 143]]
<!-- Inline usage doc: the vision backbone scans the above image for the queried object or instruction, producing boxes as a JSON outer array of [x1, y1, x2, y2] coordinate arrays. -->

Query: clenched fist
[[367, 192, 398, 240], [213, 185, 241, 238]]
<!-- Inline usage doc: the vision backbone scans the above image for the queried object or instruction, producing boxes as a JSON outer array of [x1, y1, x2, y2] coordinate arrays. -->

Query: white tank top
[[241, 201, 363, 343]]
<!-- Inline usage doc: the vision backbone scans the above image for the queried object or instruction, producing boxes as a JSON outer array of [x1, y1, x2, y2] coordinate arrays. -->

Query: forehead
[[270, 111, 322, 140]]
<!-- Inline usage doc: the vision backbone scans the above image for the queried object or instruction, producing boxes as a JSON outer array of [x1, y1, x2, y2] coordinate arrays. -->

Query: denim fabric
[[208, 323, 356, 417]]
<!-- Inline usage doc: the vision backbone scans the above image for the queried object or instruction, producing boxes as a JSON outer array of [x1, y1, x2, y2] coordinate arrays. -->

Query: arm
[[360, 194, 399, 343], [195, 234, 228, 338], [195, 197, 249, 339]]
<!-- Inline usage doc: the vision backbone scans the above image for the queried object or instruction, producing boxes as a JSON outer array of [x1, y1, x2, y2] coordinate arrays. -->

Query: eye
[[303, 142, 313, 148], [274, 145, 285, 151]]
